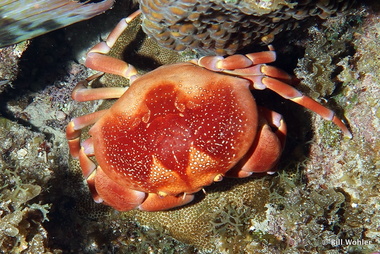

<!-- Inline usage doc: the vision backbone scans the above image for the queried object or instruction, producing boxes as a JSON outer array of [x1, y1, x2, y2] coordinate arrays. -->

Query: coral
[[0, 117, 56, 253], [0, 167, 51, 253], [301, 5, 380, 250], [138, 0, 355, 55], [294, 12, 359, 98], [262, 170, 364, 252], [0, 0, 114, 47], [271, 3, 379, 253], [0, 42, 29, 94], [106, 220, 196, 253], [98, 13, 196, 85], [124, 177, 272, 253]]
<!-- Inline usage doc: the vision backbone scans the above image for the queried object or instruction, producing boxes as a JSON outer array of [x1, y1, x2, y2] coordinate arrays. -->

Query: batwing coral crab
[[66, 10, 351, 212]]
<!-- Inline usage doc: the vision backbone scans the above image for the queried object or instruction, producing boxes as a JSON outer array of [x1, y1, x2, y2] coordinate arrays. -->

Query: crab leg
[[229, 62, 351, 137], [67, 68, 131, 158], [227, 64, 295, 84], [66, 109, 108, 158], [85, 10, 141, 81], [79, 146, 97, 178], [196, 45, 277, 71], [254, 76, 352, 138], [196, 49, 351, 138], [259, 107, 287, 148], [72, 72, 127, 101]]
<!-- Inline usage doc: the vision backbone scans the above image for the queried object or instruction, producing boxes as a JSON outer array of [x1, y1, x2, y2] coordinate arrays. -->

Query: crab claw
[[139, 193, 194, 212], [90, 165, 146, 211]]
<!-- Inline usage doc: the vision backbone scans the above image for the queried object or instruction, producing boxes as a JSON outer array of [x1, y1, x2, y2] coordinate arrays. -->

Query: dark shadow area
[[120, 27, 165, 71]]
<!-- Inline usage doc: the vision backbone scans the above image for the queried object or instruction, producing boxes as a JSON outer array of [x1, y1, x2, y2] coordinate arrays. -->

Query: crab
[[66, 10, 351, 212]]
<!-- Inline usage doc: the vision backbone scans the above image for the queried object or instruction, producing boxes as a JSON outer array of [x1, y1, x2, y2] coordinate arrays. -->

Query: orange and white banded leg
[[226, 55, 351, 138], [226, 107, 287, 177], [66, 112, 104, 201], [66, 109, 108, 159], [72, 72, 128, 102], [195, 46, 350, 138], [195, 45, 277, 71], [66, 121, 105, 205], [84, 10, 141, 82], [66, 73, 127, 158], [247, 74, 352, 138], [66, 63, 131, 156]]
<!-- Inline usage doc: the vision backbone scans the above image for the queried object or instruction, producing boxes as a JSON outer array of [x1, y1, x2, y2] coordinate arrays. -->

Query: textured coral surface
[[0, 0, 378, 253], [139, 0, 355, 55]]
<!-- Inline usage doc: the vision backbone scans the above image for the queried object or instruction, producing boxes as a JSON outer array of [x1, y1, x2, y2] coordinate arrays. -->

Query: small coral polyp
[[66, 11, 351, 212]]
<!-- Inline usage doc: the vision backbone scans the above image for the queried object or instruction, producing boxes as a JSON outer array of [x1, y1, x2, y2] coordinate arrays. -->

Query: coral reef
[[0, 42, 29, 94], [0, 0, 378, 253], [0, 0, 114, 47], [302, 5, 380, 250], [138, 0, 355, 55], [0, 118, 54, 253], [293, 10, 357, 98], [126, 177, 272, 253]]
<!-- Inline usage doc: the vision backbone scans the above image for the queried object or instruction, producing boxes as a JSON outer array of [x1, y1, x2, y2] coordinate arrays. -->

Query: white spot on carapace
[[142, 110, 151, 123], [186, 146, 219, 175], [149, 155, 175, 184]]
